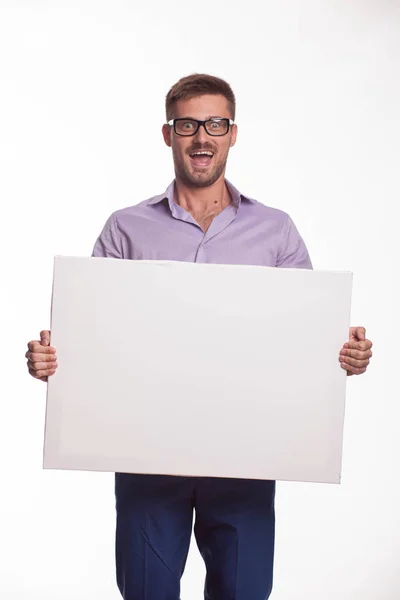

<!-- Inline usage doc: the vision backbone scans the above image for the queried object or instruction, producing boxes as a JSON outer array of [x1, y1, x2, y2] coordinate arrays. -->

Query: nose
[[193, 123, 210, 144]]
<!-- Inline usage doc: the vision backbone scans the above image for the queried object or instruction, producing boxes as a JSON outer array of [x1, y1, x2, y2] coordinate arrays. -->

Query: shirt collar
[[147, 179, 256, 209]]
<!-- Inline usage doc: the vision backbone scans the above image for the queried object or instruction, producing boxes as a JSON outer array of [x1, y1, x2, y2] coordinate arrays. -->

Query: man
[[26, 73, 373, 600]]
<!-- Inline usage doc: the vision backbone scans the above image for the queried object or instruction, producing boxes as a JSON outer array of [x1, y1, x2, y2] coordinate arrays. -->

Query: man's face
[[162, 94, 237, 188]]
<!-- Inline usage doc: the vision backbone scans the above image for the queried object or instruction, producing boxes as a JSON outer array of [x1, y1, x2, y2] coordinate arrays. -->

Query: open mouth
[[189, 150, 214, 168]]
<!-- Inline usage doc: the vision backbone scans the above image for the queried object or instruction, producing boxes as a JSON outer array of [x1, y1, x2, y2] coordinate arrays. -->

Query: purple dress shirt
[[92, 179, 312, 269]]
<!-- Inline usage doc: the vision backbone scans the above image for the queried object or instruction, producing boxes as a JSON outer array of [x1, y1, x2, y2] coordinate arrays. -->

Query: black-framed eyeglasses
[[167, 118, 234, 137]]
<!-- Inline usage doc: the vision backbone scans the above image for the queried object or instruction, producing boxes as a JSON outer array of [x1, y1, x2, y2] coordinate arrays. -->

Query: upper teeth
[[192, 151, 213, 156]]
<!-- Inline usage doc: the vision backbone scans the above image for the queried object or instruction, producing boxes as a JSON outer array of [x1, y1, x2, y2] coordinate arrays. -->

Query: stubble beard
[[174, 152, 228, 189]]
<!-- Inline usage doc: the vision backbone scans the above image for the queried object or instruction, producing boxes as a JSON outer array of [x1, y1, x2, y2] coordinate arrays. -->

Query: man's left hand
[[339, 326, 373, 376]]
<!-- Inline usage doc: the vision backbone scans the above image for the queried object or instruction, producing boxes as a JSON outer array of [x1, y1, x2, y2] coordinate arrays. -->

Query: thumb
[[40, 330, 51, 346], [352, 326, 366, 341]]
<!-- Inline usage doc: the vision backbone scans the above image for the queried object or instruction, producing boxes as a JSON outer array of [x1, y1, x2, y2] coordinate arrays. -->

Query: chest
[[120, 216, 279, 268]]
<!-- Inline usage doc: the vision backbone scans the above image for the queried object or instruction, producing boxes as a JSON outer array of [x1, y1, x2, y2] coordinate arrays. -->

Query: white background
[[0, 0, 399, 598]]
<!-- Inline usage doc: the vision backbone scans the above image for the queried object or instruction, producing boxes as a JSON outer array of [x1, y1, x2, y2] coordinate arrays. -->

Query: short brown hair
[[165, 73, 236, 121]]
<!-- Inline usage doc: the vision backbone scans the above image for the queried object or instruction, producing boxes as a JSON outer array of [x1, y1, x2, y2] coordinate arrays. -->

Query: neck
[[174, 175, 231, 216]]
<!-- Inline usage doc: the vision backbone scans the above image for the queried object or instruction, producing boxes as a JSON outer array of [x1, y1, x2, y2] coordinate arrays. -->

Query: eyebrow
[[179, 115, 226, 120]]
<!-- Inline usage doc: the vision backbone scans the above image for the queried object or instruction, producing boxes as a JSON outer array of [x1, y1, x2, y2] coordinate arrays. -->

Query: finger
[[346, 340, 372, 351], [40, 330, 51, 347], [27, 341, 56, 354], [340, 361, 367, 375], [350, 326, 366, 341], [27, 360, 58, 371], [26, 351, 57, 364], [28, 366, 57, 379], [340, 347, 372, 360], [28, 368, 49, 382], [339, 356, 370, 369]]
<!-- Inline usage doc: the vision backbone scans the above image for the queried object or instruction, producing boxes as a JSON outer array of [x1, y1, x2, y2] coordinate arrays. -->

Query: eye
[[209, 120, 222, 129]]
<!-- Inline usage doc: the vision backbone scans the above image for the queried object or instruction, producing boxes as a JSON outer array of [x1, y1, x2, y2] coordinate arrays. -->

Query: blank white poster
[[44, 256, 352, 484]]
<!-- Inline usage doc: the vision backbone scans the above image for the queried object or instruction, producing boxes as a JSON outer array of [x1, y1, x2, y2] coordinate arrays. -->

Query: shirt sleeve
[[91, 213, 123, 259], [276, 214, 313, 269]]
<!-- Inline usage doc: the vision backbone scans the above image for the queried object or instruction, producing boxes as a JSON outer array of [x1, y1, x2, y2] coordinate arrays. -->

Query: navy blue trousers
[[115, 473, 276, 600]]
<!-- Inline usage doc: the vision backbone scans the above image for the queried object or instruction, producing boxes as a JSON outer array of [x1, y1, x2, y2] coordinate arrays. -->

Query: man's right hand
[[26, 330, 58, 382]]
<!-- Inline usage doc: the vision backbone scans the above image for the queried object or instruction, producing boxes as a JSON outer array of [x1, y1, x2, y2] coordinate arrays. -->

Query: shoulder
[[92, 194, 165, 258], [117, 193, 166, 214], [240, 194, 290, 228], [111, 194, 165, 222]]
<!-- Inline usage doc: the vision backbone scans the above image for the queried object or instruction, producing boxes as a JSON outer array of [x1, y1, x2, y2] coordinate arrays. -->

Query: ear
[[230, 124, 238, 148], [162, 123, 172, 147]]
